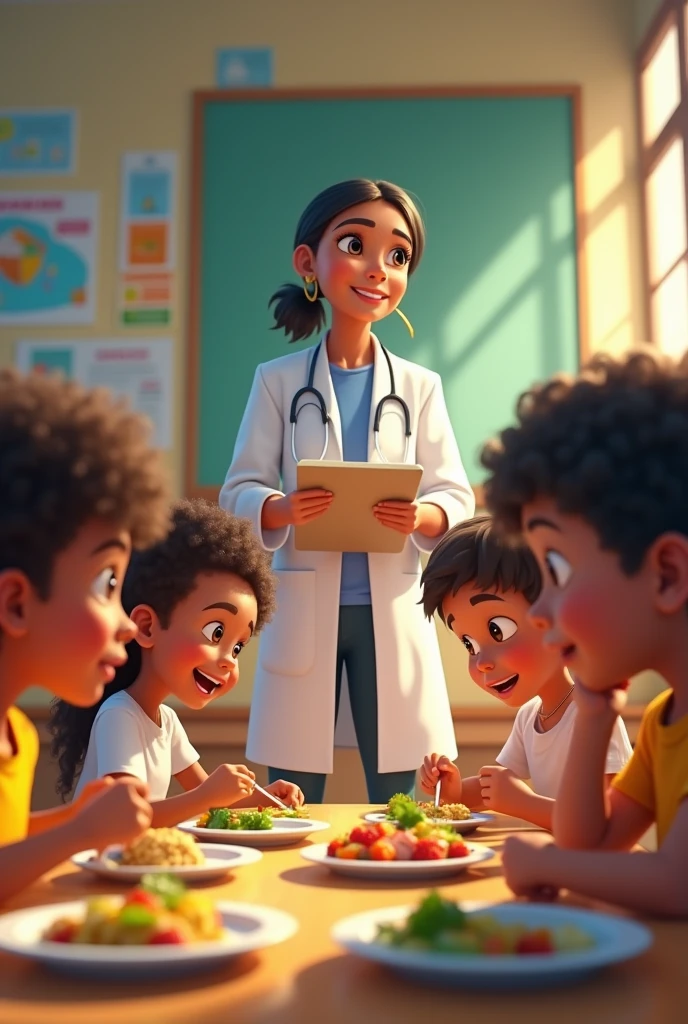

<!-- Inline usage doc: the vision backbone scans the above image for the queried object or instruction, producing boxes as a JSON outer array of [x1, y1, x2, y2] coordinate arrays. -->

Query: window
[[638, 1, 688, 354]]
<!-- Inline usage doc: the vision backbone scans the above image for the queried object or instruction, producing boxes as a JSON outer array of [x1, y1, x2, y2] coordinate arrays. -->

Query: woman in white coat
[[220, 179, 475, 803]]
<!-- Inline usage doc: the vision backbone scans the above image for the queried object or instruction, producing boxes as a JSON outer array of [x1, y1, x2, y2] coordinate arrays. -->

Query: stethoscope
[[289, 340, 411, 464]]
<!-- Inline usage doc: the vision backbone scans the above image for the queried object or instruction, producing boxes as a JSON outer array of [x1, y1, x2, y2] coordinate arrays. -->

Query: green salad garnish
[[206, 807, 273, 831], [140, 872, 186, 910]]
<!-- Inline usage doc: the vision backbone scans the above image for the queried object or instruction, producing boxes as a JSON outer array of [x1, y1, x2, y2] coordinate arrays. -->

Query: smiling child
[[0, 369, 168, 902], [418, 515, 631, 828], [480, 349, 688, 915], [49, 499, 304, 824]]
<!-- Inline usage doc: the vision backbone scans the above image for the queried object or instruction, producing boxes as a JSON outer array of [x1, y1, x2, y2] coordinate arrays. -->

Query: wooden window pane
[[642, 22, 681, 145]]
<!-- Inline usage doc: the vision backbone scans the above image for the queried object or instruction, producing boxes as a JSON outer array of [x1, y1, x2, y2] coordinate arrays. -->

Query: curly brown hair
[[49, 498, 276, 797], [480, 349, 688, 574], [0, 369, 170, 598], [421, 515, 541, 622]]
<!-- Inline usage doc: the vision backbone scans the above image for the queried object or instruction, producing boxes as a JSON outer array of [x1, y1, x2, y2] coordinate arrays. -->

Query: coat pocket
[[258, 569, 316, 677]]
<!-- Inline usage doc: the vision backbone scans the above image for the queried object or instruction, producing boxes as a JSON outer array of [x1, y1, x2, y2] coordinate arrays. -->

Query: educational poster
[[0, 109, 76, 176], [15, 338, 174, 450], [215, 47, 273, 87], [0, 192, 98, 325], [118, 152, 176, 326]]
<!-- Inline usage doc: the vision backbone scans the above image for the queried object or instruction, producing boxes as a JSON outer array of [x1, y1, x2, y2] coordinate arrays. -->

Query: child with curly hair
[[0, 369, 169, 902], [417, 516, 630, 828], [481, 348, 688, 916], [50, 499, 304, 823]]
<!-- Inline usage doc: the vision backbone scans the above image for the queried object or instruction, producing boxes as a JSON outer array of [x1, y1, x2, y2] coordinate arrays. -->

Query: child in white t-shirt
[[417, 516, 631, 829], [49, 499, 304, 823]]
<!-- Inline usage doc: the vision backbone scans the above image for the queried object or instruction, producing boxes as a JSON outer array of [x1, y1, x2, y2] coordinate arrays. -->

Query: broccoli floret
[[206, 807, 232, 829]]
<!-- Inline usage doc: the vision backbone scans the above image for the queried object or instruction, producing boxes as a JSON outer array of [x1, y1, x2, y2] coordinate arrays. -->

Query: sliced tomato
[[148, 929, 186, 945], [447, 840, 470, 858], [516, 929, 555, 954], [411, 838, 449, 860]]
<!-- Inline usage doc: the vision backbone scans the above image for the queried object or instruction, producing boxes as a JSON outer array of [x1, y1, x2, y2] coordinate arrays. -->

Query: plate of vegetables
[[363, 794, 493, 835], [301, 821, 494, 880], [178, 807, 330, 847], [332, 891, 653, 990], [0, 874, 298, 979]]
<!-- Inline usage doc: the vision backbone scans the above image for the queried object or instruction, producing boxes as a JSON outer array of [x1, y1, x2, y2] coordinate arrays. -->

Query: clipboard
[[294, 460, 423, 553]]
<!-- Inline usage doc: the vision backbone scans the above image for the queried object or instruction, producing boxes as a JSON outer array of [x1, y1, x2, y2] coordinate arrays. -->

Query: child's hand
[[73, 778, 152, 851], [419, 753, 462, 802], [264, 780, 304, 807], [501, 833, 560, 901], [71, 777, 115, 812], [199, 763, 256, 808], [566, 668, 629, 720], [478, 765, 531, 816]]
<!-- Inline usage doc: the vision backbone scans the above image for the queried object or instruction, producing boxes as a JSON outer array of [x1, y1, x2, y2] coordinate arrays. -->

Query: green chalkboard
[[188, 89, 581, 493]]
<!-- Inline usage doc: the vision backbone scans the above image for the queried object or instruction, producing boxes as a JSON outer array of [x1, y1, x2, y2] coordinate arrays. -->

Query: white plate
[[71, 843, 262, 883], [332, 901, 653, 990], [177, 817, 330, 847], [0, 899, 298, 979], [362, 810, 494, 835], [301, 842, 495, 880]]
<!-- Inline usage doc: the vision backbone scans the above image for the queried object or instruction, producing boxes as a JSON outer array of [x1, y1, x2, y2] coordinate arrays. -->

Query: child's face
[[147, 571, 257, 709], [522, 497, 659, 690], [441, 582, 561, 707], [6, 519, 136, 706], [295, 200, 412, 326]]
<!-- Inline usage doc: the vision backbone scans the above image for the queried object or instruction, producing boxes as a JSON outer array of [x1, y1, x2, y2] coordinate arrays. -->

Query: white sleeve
[[168, 710, 200, 776], [604, 715, 634, 775], [412, 375, 476, 553], [90, 707, 149, 783], [495, 713, 530, 780], [219, 364, 289, 552]]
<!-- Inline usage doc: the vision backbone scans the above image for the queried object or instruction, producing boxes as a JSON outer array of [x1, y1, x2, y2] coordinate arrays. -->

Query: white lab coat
[[220, 334, 475, 774]]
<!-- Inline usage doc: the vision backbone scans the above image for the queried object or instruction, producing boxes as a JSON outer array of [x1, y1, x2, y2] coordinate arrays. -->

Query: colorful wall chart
[[16, 338, 173, 449], [0, 110, 76, 176], [118, 153, 176, 326], [0, 192, 98, 325]]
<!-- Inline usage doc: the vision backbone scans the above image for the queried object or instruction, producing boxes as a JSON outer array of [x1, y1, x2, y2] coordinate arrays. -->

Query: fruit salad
[[377, 891, 595, 955], [327, 821, 471, 862], [42, 874, 223, 946]]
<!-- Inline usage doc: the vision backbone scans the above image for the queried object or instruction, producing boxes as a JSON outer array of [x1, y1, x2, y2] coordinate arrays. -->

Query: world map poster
[[0, 192, 98, 324]]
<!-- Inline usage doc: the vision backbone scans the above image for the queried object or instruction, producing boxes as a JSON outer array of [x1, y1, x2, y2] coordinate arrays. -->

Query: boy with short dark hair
[[481, 349, 688, 915], [0, 369, 169, 903], [418, 515, 630, 829]]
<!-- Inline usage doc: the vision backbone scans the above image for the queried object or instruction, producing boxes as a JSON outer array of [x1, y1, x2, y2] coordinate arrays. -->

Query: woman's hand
[[262, 489, 333, 530], [373, 500, 447, 538]]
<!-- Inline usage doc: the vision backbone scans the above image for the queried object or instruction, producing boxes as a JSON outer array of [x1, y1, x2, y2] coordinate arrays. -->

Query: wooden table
[[0, 806, 684, 1024]]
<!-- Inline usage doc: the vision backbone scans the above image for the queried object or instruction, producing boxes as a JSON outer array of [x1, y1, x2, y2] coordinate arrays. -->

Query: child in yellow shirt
[[0, 369, 169, 902], [480, 349, 688, 916]]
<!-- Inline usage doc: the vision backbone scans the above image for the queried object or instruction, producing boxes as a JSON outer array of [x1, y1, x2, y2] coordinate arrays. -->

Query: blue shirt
[[329, 362, 374, 605]]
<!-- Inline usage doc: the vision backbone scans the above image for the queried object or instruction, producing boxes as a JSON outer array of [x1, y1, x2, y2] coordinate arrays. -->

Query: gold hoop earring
[[303, 275, 319, 303], [395, 307, 414, 338]]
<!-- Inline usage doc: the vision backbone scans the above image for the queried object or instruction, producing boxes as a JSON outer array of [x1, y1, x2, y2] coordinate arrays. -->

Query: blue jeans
[[268, 605, 417, 804]]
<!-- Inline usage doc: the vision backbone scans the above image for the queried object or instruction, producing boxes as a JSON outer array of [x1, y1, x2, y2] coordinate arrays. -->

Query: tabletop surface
[[0, 805, 684, 1024]]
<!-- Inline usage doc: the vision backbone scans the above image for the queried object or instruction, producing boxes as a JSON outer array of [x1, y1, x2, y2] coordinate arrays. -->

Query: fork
[[434, 777, 442, 809], [252, 782, 290, 810]]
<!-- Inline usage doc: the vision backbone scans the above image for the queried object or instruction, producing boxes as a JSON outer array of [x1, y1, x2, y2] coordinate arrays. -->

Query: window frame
[[637, 0, 688, 347]]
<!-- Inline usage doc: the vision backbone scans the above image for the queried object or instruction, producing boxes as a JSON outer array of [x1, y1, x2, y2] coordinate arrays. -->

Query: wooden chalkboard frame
[[186, 86, 586, 501]]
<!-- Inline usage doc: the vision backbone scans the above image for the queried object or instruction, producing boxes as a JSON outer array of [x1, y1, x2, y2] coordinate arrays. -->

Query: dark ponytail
[[48, 498, 277, 799], [49, 644, 141, 799], [269, 282, 326, 345], [269, 178, 425, 344]]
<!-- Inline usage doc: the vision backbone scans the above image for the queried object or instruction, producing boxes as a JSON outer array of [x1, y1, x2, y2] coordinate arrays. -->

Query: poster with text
[[16, 338, 173, 449], [0, 192, 98, 325], [118, 152, 176, 326]]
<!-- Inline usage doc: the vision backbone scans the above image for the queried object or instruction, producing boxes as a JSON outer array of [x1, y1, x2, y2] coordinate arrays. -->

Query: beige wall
[[634, 0, 665, 44], [0, 0, 661, 708]]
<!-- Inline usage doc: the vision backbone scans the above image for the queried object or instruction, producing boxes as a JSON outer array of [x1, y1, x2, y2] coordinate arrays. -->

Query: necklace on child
[[538, 685, 574, 721]]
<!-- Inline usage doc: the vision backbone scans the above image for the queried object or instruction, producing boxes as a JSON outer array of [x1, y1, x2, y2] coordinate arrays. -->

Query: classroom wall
[[0, 0, 660, 708], [634, 0, 665, 44]]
